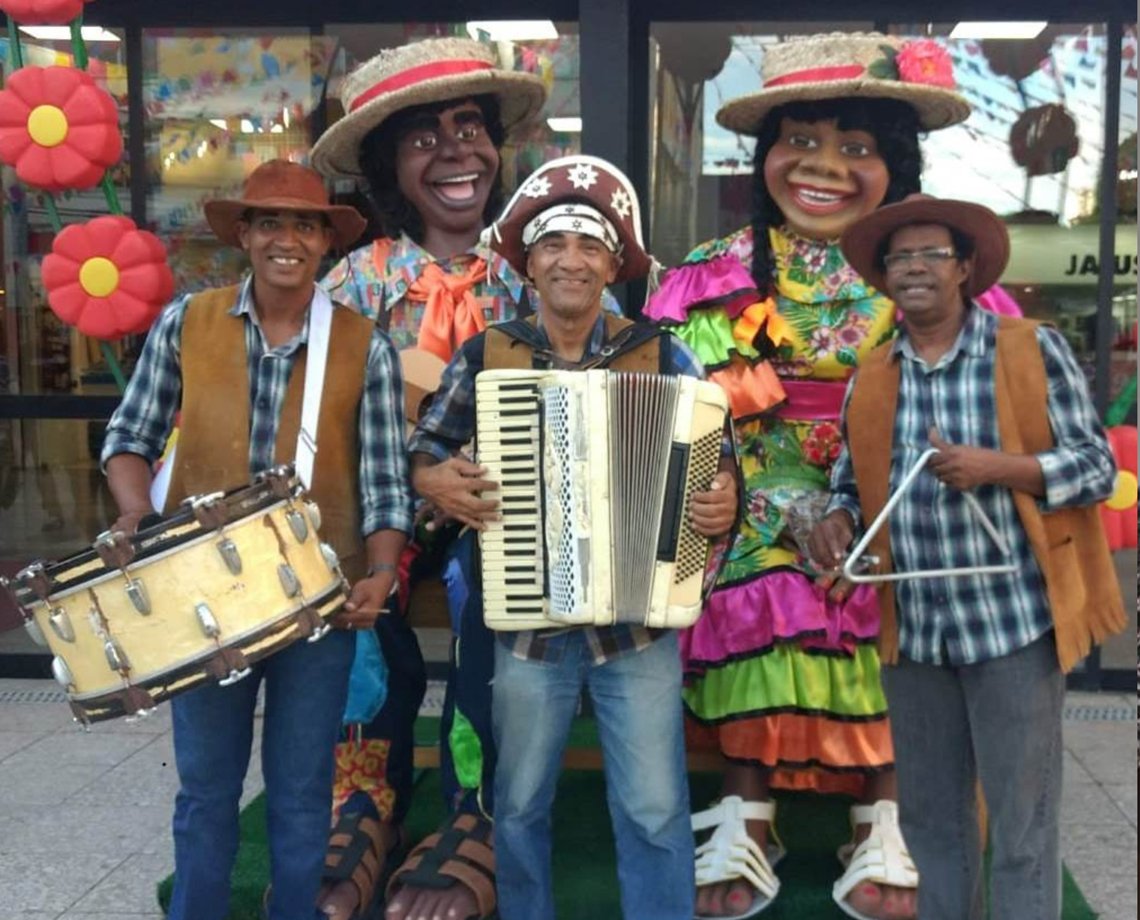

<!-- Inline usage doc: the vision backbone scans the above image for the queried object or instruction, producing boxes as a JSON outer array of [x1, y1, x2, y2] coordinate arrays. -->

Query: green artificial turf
[[157, 718, 1100, 920]]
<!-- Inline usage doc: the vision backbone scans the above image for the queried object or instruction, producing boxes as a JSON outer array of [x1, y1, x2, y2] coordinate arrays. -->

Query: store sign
[[1003, 224, 1138, 286]]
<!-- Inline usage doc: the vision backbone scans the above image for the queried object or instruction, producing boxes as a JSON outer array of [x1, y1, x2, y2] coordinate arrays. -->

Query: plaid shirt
[[320, 233, 623, 348], [828, 306, 1115, 665], [409, 315, 706, 665], [102, 276, 414, 537]]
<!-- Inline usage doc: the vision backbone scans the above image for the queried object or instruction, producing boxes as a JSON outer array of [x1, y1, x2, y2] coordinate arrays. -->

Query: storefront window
[[1108, 24, 1137, 419]]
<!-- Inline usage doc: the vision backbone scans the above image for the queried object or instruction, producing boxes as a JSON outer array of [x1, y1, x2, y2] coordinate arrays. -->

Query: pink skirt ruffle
[[682, 571, 880, 666]]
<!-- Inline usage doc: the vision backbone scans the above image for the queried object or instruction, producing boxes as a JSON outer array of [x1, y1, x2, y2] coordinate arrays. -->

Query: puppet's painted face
[[395, 100, 500, 236], [763, 117, 889, 241]]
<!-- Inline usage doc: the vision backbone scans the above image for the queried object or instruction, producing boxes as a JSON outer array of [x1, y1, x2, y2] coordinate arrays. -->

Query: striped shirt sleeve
[[359, 328, 414, 536]]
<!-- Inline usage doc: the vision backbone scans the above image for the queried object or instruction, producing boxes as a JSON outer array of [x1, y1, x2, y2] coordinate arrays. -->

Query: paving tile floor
[[0, 681, 1133, 920]]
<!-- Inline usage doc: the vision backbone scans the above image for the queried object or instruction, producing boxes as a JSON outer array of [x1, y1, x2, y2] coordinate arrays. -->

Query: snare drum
[[2, 466, 348, 723]]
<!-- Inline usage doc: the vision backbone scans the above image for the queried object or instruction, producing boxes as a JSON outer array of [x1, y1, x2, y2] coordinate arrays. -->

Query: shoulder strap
[[371, 238, 393, 333], [592, 315, 662, 372], [483, 316, 543, 369]]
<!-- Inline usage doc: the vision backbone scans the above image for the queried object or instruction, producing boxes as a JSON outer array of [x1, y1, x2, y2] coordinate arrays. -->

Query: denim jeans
[[166, 627, 353, 920], [492, 630, 694, 920], [882, 632, 1064, 920]]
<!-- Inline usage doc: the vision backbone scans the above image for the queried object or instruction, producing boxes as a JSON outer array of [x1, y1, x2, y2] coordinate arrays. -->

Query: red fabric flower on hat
[[42, 216, 174, 340], [0, 66, 122, 192], [0, 0, 91, 23], [895, 40, 956, 89]]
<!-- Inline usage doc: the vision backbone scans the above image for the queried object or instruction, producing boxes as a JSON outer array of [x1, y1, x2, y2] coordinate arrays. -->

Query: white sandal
[[832, 800, 919, 920], [692, 796, 785, 919]]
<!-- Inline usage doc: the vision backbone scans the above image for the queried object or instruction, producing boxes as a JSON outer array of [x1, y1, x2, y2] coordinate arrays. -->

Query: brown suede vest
[[170, 285, 376, 581], [483, 313, 661, 371], [845, 316, 1124, 672]]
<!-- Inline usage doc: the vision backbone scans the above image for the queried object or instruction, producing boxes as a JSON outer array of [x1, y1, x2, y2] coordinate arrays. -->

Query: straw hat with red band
[[311, 37, 547, 178], [840, 193, 1010, 297], [717, 31, 971, 136], [204, 159, 367, 248], [486, 154, 653, 284]]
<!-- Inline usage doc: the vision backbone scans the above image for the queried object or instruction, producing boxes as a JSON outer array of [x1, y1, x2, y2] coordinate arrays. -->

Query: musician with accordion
[[408, 155, 738, 920]]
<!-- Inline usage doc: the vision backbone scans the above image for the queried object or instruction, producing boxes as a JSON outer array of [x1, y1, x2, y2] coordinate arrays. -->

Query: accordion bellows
[[476, 369, 729, 631]]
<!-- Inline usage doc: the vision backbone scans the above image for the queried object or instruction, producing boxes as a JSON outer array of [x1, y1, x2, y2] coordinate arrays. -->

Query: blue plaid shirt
[[409, 315, 706, 664], [102, 276, 414, 538], [828, 306, 1115, 666]]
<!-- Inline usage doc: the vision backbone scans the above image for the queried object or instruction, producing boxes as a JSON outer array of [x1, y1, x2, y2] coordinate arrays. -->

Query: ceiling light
[[20, 25, 120, 42], [949, 22, 1048, 40], [466, 21, 558, 42], [546, 116, 582, 133]]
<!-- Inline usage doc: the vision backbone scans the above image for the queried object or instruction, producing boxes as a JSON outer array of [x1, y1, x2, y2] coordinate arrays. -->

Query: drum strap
[[295, 285, 334, 490]]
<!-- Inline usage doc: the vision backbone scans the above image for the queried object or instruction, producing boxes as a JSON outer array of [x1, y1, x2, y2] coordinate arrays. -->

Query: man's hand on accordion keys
[[411, 454, 500, 531], [688, 470, 738, 538]]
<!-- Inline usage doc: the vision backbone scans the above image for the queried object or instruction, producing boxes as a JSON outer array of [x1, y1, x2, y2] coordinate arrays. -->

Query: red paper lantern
[[42, 216, 174, 340], [0, 0, 91, 23], [1099, 425, 1137, 551], [0, 66, 122, 192]]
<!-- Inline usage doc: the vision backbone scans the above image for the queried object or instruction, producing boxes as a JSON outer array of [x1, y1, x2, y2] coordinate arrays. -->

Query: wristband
[[365, 562, 397, 578]]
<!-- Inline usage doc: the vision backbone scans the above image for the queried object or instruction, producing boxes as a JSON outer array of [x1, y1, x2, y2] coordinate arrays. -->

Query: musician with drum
[[100, 160, 413, 920], [408, 155, 738, 920]]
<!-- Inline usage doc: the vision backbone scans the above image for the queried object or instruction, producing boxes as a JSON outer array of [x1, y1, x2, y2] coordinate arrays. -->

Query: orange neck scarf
[[409, 257, 488, 361]]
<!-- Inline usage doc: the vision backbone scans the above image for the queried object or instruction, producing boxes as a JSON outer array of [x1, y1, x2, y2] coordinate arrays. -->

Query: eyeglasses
[[883, 247, 958, 271]]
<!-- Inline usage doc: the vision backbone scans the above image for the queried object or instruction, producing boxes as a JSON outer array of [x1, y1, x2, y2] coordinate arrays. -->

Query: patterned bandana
[[521, 203, 622, 254]]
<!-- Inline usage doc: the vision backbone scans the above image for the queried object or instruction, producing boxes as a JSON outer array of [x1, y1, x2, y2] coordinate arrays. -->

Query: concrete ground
[[0, 682, 1133, 920]]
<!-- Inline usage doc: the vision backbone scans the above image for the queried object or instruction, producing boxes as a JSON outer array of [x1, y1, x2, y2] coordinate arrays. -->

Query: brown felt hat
[[717, 31, 970, 136], [840, 193, 1010, 297], [204, 159, 367, 248]]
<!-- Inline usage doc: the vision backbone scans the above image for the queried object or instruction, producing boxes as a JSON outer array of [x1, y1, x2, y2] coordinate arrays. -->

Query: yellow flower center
[[79, 257, 120, 298], [27, 105, 69, 148], [1106, 469, 1138, 511]]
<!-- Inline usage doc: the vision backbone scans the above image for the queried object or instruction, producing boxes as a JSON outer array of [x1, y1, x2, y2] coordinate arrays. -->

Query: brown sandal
[[385, 812, 496, 919]]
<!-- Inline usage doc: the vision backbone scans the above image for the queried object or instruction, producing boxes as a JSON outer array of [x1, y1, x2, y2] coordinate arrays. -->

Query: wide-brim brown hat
[[840, 193, 1010, 296], [311, 37, 547, 178], [487, 154, 652, 284], [204, 159, 367, 248], [717, 32, 971, 136]]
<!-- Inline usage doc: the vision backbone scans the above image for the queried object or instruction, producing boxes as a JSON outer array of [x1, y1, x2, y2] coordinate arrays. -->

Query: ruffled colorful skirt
[[682, 413, 894, 796]]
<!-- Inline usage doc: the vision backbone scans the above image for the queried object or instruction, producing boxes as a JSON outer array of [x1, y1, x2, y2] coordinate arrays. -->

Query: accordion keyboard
[[476, 372, 549, 628]]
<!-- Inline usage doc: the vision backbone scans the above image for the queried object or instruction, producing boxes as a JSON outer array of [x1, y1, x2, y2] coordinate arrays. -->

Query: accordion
[[476, 368, 729, 631]]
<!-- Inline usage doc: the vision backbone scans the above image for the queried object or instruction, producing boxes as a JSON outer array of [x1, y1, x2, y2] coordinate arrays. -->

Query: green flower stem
[[42, 194, 64, 233], [70, 15, 88, 70], [100, 341, 128, 394], [100, 173, 123, 215], [7, 17, 24, 70]]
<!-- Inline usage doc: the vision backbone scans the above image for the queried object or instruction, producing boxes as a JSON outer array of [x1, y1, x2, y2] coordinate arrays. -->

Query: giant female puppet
[[645, 32, 995, 920]]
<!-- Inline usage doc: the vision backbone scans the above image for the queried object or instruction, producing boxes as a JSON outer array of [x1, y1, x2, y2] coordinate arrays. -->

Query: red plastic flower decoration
[[895, 40, 956, 89], [42, 216, 174, 340], [0, 66, 122, 192], [0, 0, 92, 23]]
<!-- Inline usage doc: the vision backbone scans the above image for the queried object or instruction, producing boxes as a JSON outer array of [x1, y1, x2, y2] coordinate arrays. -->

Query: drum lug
[[205, 647, 252, 686], [122, 686, 158, 722], [94, 530, 136, 569], [195, 602, 221, 639], [320, 542, 342, 574], [12, 561, 53, 601], [24, 617, 47, 647], [277, 564, 301, 598], [286, 509, 309, 543], [125, 579, 151, 615], [218, 667, 252, 686], [104, 640, 131, 673], [256, 465, 298, 499], [51, 656, 75, 691], [187, 491, 229, 530], [216, 538, 242, 575], [305, 501, 322, 532], [49, 607, 75, 642], [295, 606, 330, 643]]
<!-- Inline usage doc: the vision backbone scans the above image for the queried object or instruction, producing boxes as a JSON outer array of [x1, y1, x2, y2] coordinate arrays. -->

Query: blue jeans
[[166, 628, 353, 920], [882, 632, 1064, 920], [492, 631, 694, 920]]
